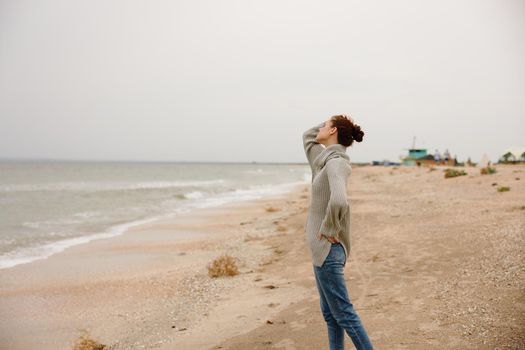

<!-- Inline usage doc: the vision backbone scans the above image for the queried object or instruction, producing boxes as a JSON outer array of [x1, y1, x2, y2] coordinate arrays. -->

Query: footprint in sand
[[418, 320, 441, 332], [294, 306, 309, 316], [289, 320, 307, 331], [273, 338, 297, 350]]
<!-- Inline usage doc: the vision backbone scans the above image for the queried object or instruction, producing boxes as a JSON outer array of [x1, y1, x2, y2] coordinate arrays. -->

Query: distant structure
[[371, 160, 401, 166], [498, 147, 525, 163], [402, 148, 431, 166], [478, 153, 491, 168], [401, 136, 455, 166]]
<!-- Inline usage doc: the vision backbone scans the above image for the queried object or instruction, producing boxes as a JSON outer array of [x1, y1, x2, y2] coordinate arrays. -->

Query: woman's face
[[316, 119, 336, 143]]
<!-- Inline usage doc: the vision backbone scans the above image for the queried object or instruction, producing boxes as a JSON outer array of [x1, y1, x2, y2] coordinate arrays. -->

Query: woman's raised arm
[[302, 122, 325, 170]]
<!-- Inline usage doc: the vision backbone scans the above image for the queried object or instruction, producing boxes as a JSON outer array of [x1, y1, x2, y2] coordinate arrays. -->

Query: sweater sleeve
[[302, 122, 325, 170], [318, 158, 350, 238]]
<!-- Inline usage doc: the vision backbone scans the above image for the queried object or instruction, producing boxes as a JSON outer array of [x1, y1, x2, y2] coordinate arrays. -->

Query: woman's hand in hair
[[318, 233, 339, 243]]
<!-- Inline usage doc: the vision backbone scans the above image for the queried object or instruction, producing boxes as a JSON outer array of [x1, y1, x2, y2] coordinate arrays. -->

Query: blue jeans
[[313, 242, 374, 350]]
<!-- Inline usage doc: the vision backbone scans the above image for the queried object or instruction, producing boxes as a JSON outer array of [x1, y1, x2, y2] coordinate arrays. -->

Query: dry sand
[[0, 164, 524, 350]]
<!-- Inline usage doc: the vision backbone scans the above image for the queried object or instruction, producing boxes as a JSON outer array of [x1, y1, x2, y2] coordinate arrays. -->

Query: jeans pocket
[[324, 243, 345, 269], [333, 243, 346, 265]]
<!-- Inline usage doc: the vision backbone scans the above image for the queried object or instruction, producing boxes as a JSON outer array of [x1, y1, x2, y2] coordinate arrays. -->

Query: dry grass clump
[[444, 168, 467, 178], [276, 225, 287, 232], [72, 331, 106, 350], [497, 186, 510, 192], [480, 166, 497, 175], [207, 254, 239, 277], [265, 206, 280, 212]]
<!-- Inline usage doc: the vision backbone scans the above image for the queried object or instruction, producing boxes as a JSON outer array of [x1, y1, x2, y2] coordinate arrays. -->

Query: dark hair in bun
[[330, 114, 365, 147]]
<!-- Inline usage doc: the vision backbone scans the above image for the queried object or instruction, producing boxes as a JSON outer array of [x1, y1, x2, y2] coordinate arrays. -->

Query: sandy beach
[[1, 164, 524, 350]]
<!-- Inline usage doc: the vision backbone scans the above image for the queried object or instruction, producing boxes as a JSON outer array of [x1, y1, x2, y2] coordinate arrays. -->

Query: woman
[[302, 115, 374, 350]]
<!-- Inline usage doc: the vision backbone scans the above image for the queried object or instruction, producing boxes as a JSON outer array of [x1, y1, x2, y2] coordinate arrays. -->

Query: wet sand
[[1, 164, 524, 349]]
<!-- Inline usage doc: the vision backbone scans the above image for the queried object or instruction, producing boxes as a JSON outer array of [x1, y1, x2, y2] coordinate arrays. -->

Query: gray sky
[[1, 0, 524, 164]]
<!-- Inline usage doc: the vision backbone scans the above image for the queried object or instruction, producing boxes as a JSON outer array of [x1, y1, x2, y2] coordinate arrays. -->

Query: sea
[[0, 161, 310, 269]]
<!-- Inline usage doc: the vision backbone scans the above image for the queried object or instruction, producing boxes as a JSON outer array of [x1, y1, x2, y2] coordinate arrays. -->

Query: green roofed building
[[402, 148, 428, 166]]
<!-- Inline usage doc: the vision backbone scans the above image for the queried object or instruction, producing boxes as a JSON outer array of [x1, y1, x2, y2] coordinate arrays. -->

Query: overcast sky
[[1, 0, 524, 164]]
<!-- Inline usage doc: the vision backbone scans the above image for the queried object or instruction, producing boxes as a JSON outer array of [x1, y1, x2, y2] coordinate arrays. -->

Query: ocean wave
[[0, 179, 227, 193]]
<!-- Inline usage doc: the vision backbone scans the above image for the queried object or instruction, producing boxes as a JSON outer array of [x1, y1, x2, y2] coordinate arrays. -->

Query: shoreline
[[0, 180, 307, 270], [1, 165, 524, 349]]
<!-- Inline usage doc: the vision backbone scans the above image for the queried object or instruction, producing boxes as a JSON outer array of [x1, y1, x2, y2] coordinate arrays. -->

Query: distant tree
[[501, 152, 513, 163], [521, 151, 525, 162]]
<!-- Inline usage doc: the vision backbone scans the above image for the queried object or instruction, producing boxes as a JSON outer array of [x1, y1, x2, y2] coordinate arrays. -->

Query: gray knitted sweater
[[302, 122, 352, 267]]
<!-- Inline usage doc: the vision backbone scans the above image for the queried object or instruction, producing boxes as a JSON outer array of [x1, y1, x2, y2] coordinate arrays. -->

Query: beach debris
[[266, 319, 274, 324], [273, 248, 284, 255], [497, 186, 510, 192], [263, 284, 277, 289], [207, 254, 239, 277], [370, 254, 381, 262]]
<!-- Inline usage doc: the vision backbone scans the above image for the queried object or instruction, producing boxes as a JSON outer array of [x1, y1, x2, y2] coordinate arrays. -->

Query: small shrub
[[444, 168, 467, 178], [207, 254, 239, 277], [497, 186, 510, 192], [480, 166, 497, 175], [72, 331, 106, 350]]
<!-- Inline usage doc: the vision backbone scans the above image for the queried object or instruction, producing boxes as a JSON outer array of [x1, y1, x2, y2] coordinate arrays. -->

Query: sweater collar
[[313, 143, 350, 171]]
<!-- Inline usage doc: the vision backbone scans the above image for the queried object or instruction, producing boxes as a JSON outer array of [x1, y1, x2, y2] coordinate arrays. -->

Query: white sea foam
[[0, 216, 163, 269]]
